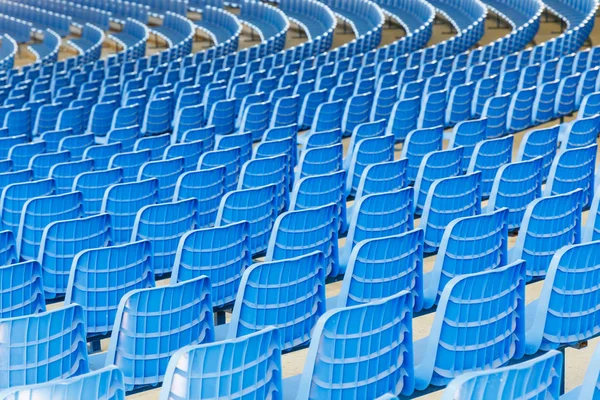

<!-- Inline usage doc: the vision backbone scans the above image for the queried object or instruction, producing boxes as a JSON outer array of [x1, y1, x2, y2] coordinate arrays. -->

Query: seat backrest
[[73, 168, 124, 216], [267, 203, 339, 277], [163, 140, 204, 172], [425, 208, 509, 309], [137, 157, 184, 202], [354, 158, 407, 200], [420, 172, 482, 254], [216, 184, 277, 256], [448, 118, 487, 171], [296, 290, 415, 398], [0, 365, 125, 400], [108, 149, 151, 183], [0, 259, 45, 318], [101, 178, 158, 244], [239, 154, 288, 212], [17, 191, 83, 262], [340, 229, 424, 311], [29, 150, 70, 180], [160, 327, 282, 400], [346, 134, 395, 196], [386, 96, 420, 141], [0, 304, 89, 389], [0, 178, 55, 239], [229, 251, 326, 352], [198, 147, 241, 192], [441, 350, 562, 400], [83, 143, 121, 171], [413, 146, 464, 214], [297, 143, 343, 180], [466, 135, 513, 198], [514, 189, 583, 280], [419, 260, 526, 388], [400, 125, 444, 183], [488, 157, 543, 231], [134, 133, 171, 161], [563, 115, 600, 149], [39, 213, 111, 299], [8, 141, 46, 171], [545, 144, 596, 208]]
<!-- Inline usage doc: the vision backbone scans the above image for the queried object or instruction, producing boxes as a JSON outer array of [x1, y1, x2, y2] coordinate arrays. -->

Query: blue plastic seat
[[419, 172, 482, 254], [40, 129, 73, 153], [8, 141, 46, 171], [214, 251, 326, 353], [532, 80, 560, 124], [346, 135, 395, 197], [447, 118, 487, 171], [271, 94, 300, 128], [56, 106, 85, 136], [578, 92, 600, 118], [0, 179, 55, 240], [466, 136, 513, 198], [208, 98, 236, 136], [0, 259, 45, 318], [28, 150, 70, 180], [507, 87, 536, 133], [172, 221, 250, 309], [65, 240, 154, 337], [58, 133, 95, 161], [39, 213, 111, 300], [555, 73, 580, 117], [266, 203, 339, 278], [88, 101, 118, 138], [560, 115, 600, 149], [399, 126, 443, 184], [239, 154, 289, 212], [142, 96, 173, 136], [0, 366, 126, 400], [134, 133, 171, 161], [341, 92, 373, 137], [83, 143, 121, 171], [486, 157, 543, 231], [216, 131, 252, 165], [525, 241, 600, 355], [160, 327, 281, 400], [509, 189, 583, 281], [111, 105, 139, 131], [481, 93, 511, 139], [173, 168, 226, 228], [216, 184, 277, 256], [296, 143, 343, 180], [238, 101, 271, 142], [101, 179, 158, 244], [97, 277, 215, 392], [49, 159, 94, 194], [418, 90, 447, 129], [283, 290, 415, 398], [544, 144, 596, 208], [516, 125, 559, 181], [137, 157, 184, 202], [108, 149, 151, 183], [340, 187, 414, 274], [73, 168, 124, 216], [387, 96, 420, 141], [423, 208, 509, 309], [104, 126, 140, 153], [163, 140, 204, 172], [441, 350, 562, 400], [413, 260, 526, 390], [0, 304, 89, 390], [413, 146, 464, 215]]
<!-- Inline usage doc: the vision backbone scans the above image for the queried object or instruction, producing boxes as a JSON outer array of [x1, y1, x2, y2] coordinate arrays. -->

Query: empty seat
[[508, 189, 583, 281], [29, 150, 70, 180], [0, 179, 54, 238], [83, 143, 122, 171], [163, 140, 204, 172], [400, 126, 444, 184], [448, 118, 487, 171], [172, 221, 251, 309], [466, 136, 513, 198], [296, 143, 343, 180], [131, 199, 197, 276], [216, 184, 277, 256], [64, 240, 154, 337], [49, 159, 94, 194], [413, 260, 526, 391], [73, 168, 124, 215], [95, 277, 215, 392], [8, 141, 46, 171], [442, 351, 562, 400], [39, 214, 111, 300], [134, 133, 171, 161], [0, 304, 89, 389], [137, 157, 184, 202], [198, 147, 241, 192], [283, 290, 415, 398], [516, 125, 559, 181], [108, 149, 151, 183], [239, 154, 289, 212], [101, 178, 158, 244], [423, 208, 508, 309], [160, 327, 282, 400], [0, 259, 44, 318], [346, 135, 395, 196], [174, 168, 226, 228], [214, 251, 325, 353]]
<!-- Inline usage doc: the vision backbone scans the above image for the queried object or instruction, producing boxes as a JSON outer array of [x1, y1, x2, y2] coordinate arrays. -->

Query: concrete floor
[[18, 5, 600, 399]]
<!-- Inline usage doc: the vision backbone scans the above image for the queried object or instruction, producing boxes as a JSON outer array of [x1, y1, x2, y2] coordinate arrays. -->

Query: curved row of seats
[[134, 0, 188, 17], [0, 14, 32, 44], [195, 5, 241, 55], [279, 0, 337, 51], [109, 18, 149, 63], [68, 24, 105, 65], [71, 0, 150, 25], [375, 0, 435, 41], [153, 12, 195, 62], [0, 0, 72, 37], [20, 0, 111, 31], [238, 0, 289, 53], [28, 28, 61, 65]]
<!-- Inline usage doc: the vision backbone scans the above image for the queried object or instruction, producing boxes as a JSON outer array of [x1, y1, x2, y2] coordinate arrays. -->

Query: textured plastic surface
[[216, 184, 277, 255], [509, 189, 582, 281], [0, 259, 44, 318], [65, 240, 154, 336], [414, 260, 526, 390], [516, 125, 559, 181], [137, 157, 184, 202], [0, 179, 54, 239], [49, 159, 94, 194], [466, 136, 513, 197], [297, 143, 343, 180], [346, 134, 395, 196], [441, 350, 562, 400], [198, 147, 241, 192], [0, 304, 89, 389], [101, 179, 158, 244], [400, 126, 444, 183], [105, 277, 214, 391], [173, 168, 226, 228], [285, 290, 415, 398], [227, 252, 326, 352], [73, 168, 124, 216], [239, 154, 289, 212], [108, 149, 151, 183], [160, 327, 282, 400]]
